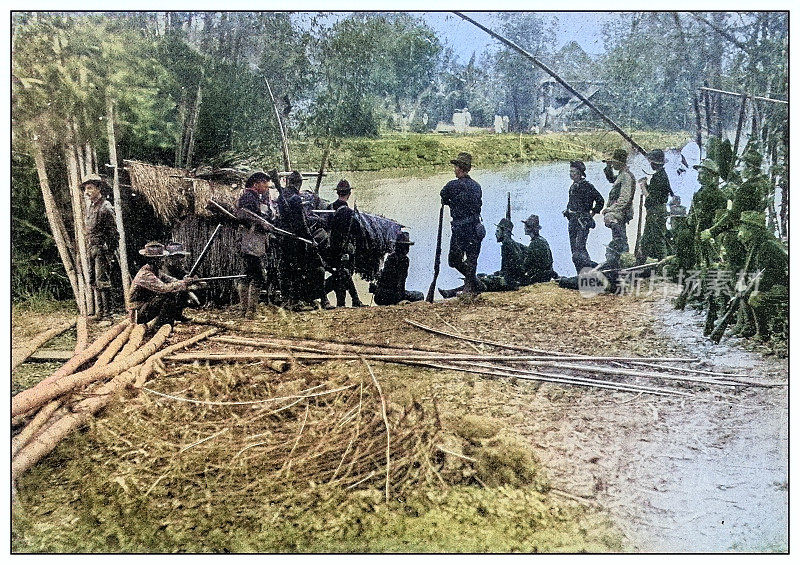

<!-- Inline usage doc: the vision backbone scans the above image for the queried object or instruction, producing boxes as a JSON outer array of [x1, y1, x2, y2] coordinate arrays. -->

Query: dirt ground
[[10, 284, 789, 552]]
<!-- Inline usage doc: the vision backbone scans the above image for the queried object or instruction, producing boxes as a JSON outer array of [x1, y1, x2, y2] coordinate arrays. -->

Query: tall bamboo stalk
[[692, 93, 703, 151], [65, 124, 93, 316], [30, 131, 81, 305], [733, 93, 748, 162], [264, 76, 292, 171], [185, 82, 202, 168], [105, 97, 131, 305], [175, 89, 187, 167]]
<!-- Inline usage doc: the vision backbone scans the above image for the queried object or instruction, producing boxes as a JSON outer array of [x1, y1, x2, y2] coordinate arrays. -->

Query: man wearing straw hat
[[128, 241, 200, 327], [81, 174, 119, 324], [440, 151, 486, 295]]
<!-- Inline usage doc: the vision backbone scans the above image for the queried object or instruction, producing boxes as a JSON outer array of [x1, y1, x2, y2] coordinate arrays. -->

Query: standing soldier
[[324, 179, 365, 307], [688, 159, 727, 267], [278, 171, 331, 310], [563, 160, 604, 273], [601, 149, 635, 268], [637, 149, 673, 263], [82, 175, 119, 325], [236, 172, 273, 319], [440, 152, 486, 294], [521, 214, 557, 284]]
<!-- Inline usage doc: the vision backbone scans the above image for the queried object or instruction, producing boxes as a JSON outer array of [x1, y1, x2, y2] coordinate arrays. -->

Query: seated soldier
[[520, 214, 558, 283], [128, 241, 200, 327], [439, 217, 527, 298], [371, 232, 423, 306]]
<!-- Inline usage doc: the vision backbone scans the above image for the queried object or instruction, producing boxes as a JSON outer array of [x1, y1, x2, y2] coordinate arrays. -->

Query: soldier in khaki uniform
[[82, 175, 119, 323]]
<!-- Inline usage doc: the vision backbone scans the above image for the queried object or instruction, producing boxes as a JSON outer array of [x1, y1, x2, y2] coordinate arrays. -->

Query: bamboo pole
[[11, 319, 76, 371], [692, 93, 703, 151], [185, 82, 202, 169], [12, 325, 172, 418], [454, 12, 647, 155], [30, 131, 81, 306], [698, 86, 787, 106], [403, 319, 699, 363], [733, 93, 748, 161], [65, 128, 94, 316], [703, 82, 712, 137], [92, 323, 135, 368], [165, 351, 700, 364], [315, 137, 332, 195], [11, 399, 63, 458], [264, 76, 292, 171], [115, 324, 146, 361], [105, 97, 131, 304], [74, 315, 89, 354], [37, 320, 129, 388]]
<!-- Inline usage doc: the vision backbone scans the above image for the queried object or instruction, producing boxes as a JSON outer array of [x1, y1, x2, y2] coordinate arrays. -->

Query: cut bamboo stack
[[11, 321, 217, 481]]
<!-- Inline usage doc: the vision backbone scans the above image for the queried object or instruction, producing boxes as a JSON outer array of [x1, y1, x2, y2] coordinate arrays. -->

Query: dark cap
[[287, 171, 303, 188], [336, 179, 352, 193], [245, 172, 270, 188], [646, 149, 665, 165], [80, 174, 104, 189], [393, 231, 415, 246], [496, 217, 514, 231], [138, 241, 170, 257], [569, 160, 586, 175], [522, 214, 541, 230], [450, 152, 472, 171]]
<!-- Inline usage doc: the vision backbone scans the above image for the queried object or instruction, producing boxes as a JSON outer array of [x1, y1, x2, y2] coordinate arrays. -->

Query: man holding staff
[[440, 152, 486, 295]]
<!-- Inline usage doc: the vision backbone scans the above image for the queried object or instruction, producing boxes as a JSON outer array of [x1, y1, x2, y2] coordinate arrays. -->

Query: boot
[[438, 286, 462, 299], [348, 279, 365, 307], [246, 283, 260, 319]]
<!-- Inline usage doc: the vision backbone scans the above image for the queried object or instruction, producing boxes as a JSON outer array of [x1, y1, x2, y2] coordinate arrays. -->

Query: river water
[[326, 145, 701, 295]]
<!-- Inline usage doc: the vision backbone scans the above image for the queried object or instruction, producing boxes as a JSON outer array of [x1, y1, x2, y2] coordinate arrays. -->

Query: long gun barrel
[[240, 208, 316, 247], [506, 192, 511, 222], [194, 275, 248, 282], [188, 223, 222, 277]]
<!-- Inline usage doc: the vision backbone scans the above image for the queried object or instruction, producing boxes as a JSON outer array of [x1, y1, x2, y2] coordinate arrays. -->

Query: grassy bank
[[284, 131, 692, 172]]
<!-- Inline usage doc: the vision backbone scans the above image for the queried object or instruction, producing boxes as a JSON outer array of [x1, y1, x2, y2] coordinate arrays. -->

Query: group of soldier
[[79, 140, 786, 344]]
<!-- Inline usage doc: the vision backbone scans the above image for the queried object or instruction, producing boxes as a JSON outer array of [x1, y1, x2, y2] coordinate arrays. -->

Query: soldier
[[637, 149, 673, 263], [324, 179, 364, 307], [521, 214, 557, 283], [563, 160, 604, 273], [81, 175, 119, 324], [441, 152, 486, 294], [277, 171, 331, 310], [128, 241, 200, 327], [689, 159, 728, 267], [236, 172, 274, 319], [737, 211, 788, 341], [372, 232, 423, 305], [601, 149, 635, 268], [438, 217, 526, 297]]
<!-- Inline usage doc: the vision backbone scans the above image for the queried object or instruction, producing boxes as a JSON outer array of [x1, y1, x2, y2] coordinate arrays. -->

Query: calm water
[[323, 146, 701, 296]]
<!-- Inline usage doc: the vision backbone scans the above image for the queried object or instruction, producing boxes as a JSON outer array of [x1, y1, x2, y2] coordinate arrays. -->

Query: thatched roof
[[126, 160, 241, 224]]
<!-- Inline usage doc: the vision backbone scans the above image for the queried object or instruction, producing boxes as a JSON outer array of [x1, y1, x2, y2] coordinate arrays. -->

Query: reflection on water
[[324, 147, 701, 296]]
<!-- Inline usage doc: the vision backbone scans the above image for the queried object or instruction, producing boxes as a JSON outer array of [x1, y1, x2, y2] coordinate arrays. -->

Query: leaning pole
[[453, 12, 648, 156]]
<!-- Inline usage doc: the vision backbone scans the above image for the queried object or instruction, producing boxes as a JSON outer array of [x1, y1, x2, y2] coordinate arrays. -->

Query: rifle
[[426, 205, 445, 303], [506, 192, 511, 222], [709, 268, 763, 343], [193, 275, 248, 283], [188, 223, 222, 277], [633, 192, 644, 258], [241, 208, 316, 247]]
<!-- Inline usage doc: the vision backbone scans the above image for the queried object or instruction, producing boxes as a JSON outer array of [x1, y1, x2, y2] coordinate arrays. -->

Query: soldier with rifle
[[276, 170, 332, 310], [323, 179, 365, 307], [128, 241, 205, 328], [637, 149, 673, 263], [236, 172, 274, 319], [81, 175, 119, 325], [521, 214, 557, 284], [440, 152, 486, 295]]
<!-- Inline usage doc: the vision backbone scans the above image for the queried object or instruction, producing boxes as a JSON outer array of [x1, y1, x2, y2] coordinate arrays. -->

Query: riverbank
[[10, 283, 787, 552], [280, 131, 691, 172]]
